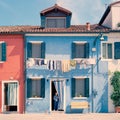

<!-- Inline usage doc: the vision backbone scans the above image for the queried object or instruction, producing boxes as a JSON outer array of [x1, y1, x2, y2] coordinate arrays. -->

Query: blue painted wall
[[25, 35, 108, 113]]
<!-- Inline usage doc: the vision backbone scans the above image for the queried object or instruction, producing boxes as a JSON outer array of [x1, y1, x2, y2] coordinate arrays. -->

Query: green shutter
[[114, 42, 120, 59], [41, 42, 45, 58], [72, 43, 76, 59], [41, 16, 45, 28], [2, 42, 6, 61], [41, 78, 45, 98], [85, 43, 89, 58], [71, 78, 76, 98], [27, 42, 32, 58], [84, 78, 89, 97], [27, 79, 32, 98]]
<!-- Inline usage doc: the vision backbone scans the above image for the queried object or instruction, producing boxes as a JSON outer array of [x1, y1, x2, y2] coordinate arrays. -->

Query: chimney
[[86, 22, 90, 31]]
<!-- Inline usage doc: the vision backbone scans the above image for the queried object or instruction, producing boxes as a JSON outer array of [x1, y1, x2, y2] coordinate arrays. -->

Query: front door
[[2, 82, 18, 112], [51, 80, 65, 111]]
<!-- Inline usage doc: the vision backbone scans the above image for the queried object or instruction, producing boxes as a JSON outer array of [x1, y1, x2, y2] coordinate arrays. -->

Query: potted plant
[[117, 23, 120, 27], [111, 71, 120, 113], [117, 23, 120, 30]]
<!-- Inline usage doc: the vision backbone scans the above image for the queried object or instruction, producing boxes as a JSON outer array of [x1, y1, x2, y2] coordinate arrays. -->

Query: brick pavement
[[0, 113, 120, 120]]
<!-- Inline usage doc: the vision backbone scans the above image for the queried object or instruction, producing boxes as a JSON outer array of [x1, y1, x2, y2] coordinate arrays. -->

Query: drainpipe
[[23, 32, 26, 114], [91, 64, 94, 113]]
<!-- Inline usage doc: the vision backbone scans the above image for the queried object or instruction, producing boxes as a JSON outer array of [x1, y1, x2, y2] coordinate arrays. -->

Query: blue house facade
[[25, 4, 109, 113]]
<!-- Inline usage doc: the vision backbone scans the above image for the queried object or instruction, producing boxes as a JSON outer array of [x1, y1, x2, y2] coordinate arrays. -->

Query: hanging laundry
[[41, 59, 44, 65], [44, 59, 47, 65], [56, 60, 62, 71], [34, 59, 39, 66], [70, 60, 76, 67], [28, 58, 35, 67], [48, 60, 54, 70], [61, 60, 70, 72], [53, 60, 57, 70]]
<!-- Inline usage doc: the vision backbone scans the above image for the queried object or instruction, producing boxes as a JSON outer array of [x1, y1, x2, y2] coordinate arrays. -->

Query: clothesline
[[26, 58, 94, 72]]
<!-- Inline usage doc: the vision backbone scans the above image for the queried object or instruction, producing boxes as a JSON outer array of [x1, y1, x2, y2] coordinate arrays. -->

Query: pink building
[[0, 34, 24, 113]]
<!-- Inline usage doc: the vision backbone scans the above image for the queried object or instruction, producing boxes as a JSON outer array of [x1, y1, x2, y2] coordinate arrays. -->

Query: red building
[[0, 32, 24, 113]]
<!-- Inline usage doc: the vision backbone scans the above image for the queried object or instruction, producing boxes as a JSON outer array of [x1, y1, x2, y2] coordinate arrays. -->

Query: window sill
[[28, 58, 44, 60], [101, 58, 115, 61], [0, 61, 5, 63], [28, 97, 44, 100], [73, 58, 89, 60], [73, 97, 87, 100]]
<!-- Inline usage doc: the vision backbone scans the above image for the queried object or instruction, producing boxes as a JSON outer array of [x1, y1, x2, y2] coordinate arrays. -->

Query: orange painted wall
[[0, 34, 24, 113]]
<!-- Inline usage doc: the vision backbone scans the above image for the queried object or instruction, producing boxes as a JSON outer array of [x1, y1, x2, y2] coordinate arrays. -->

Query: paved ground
[[0, 113, 120, 120]]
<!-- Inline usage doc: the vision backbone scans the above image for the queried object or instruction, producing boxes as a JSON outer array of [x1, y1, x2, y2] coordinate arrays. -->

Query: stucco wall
[[112, 3, 120, 29], [25, 35, 108, 113], [102, 11, 112, 28], [0, 34, 24, 113], [107, 33, 120, 112]]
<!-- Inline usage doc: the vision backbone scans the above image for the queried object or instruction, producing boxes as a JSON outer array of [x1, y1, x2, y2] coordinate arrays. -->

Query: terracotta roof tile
[[0, 24, 110, 34], [41, 4, 72, 15]]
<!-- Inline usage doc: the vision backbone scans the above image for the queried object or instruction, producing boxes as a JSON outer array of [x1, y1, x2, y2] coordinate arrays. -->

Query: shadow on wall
[[95, 76, 108, 113]]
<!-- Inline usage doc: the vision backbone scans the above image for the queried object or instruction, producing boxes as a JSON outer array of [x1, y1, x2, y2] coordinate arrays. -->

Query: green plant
[[117, 23, 120, 27], [111, 71, 120, 106]]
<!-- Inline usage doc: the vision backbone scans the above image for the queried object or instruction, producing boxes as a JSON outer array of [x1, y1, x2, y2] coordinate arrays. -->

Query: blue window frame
[[27, 42, 45, 59], [72, 42, 89, 59], [71, 78, 89, 98], [27, 78, 45, 98]]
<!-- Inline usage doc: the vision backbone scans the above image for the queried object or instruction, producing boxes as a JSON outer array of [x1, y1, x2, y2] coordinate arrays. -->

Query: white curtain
[[54, 81, 64, 110], [7, 83, 18, 105]]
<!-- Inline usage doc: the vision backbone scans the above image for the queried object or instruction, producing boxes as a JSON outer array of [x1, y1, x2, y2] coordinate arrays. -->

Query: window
[[72, 42, 89, 59], [102, 42, 120, 59], [46, 17, 66, 28], [102, 43, 112, 59], [27, 78, 45, 98], [27, 42, 45, 58], [0, 42, 6, 61], [71, 78, 89, 98]]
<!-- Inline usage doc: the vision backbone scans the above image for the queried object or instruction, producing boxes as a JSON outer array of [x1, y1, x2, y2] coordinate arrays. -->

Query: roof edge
[[99, 1, 120, 25], [40, 4, 72, 15]]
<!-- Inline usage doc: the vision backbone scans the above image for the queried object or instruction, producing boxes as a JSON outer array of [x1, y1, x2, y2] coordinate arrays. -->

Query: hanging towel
[[44, 59, 47, 65], [61, 60, 70, 72]]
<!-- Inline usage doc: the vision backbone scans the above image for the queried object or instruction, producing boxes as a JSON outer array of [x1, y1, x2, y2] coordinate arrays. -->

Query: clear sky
[[0, 0, 119, 26]]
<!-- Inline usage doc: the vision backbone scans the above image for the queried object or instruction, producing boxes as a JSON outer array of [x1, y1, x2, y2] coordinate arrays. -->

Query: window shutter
[[71, 78, 76, 98], [72, 43, 76, 59], [114, 42, 120, 59], [85, 43, 89, 58], [41, 42, 45, 59], [84, 78, 89, 97], [27, 79, 32, 98], [2, 42, 6, 61], [41, 16, 45, 28], [27, 42, 32, 58], [41, 78, 45, 98]]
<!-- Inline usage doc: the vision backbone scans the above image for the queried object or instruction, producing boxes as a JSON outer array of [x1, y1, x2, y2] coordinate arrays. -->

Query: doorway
[[2, 82, 18, 112], [51, 80, 65, 111]]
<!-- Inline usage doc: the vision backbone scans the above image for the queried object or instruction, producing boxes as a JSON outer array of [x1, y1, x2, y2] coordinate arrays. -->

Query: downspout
[[91, 64, 94, 113], [23, 32, 26, 114]]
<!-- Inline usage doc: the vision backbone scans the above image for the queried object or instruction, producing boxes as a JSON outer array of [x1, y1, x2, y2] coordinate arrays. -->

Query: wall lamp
[[93, 33, 104, 47], [92, 33, 104, 52]]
